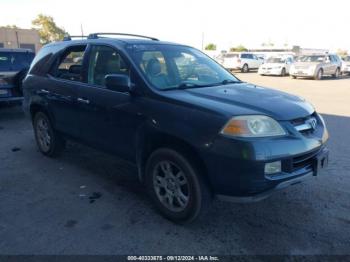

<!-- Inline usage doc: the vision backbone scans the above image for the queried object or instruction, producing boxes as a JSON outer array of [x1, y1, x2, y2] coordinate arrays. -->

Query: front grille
[[292, 148, 319, 171], [290, 113, 318, 134]]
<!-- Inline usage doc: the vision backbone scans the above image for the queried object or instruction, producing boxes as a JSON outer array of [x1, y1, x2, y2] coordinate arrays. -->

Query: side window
[[87, 45, 129, 87], [51, 45, 86, 82], [241, 54, 248, 59]]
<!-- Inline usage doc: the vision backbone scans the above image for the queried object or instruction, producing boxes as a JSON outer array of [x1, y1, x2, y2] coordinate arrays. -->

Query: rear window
[[0, 52, 35, 72]]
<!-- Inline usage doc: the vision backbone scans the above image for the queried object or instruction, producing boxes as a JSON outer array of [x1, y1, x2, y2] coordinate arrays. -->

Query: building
[[0, 27, 41, 53]]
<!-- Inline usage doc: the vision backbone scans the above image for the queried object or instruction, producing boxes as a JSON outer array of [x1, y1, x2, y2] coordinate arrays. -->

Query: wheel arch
[[136, 129, 211, 191]]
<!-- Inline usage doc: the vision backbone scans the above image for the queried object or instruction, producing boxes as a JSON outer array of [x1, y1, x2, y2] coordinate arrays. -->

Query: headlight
[[220, 115, 287, 137]]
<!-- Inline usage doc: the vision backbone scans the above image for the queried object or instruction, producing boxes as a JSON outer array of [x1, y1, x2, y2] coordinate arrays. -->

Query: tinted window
[[51, 45, 86, 82], [0, 52, 35, 72], [87, 45, 129, 87], [241, 54, 248, 59]]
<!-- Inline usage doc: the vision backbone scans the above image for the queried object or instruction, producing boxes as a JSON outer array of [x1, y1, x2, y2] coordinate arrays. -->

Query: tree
[[205, 43, 217, 51], [1, 25, 20, 29], [32, 14, 67, 44], [337, 49, 348, 57], [230, 45, 248, 52]]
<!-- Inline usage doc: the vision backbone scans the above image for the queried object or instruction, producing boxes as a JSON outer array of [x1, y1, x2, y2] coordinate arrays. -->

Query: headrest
[[69, 64, 82, 74], [146, 59, 161, 77]]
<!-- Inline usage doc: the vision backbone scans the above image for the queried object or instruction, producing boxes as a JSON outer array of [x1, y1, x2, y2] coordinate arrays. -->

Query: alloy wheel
[[36, 117, 51, 152], [153, 160, 190, 212]]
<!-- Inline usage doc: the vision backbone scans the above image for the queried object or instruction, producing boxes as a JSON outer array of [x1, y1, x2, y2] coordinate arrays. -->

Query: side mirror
[[105, 74, 131, 93]]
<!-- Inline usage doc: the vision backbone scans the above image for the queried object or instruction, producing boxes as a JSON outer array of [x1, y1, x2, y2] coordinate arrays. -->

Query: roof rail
[[87, 33, 159, 41], [63, 35, 88, 41]]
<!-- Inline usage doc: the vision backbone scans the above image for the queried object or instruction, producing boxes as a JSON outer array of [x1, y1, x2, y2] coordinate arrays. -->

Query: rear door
[[46, 45, 87, 138]]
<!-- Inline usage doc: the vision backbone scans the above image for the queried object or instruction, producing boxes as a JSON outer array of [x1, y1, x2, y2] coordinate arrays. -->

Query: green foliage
[[230, 45, 248, 52], [337, 49, 348, 57], [32, 14, 67, 44], [205, 43, 217, 51], [1, 25, 20, 29]]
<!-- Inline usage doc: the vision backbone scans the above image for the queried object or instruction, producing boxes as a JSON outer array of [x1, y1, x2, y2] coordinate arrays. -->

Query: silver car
[[341, 56, 350, 75], [290, 54, 342, 80]]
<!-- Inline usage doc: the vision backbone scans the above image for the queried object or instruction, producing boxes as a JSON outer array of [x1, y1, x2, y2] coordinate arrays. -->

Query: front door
[[76, 45, 141, 160]]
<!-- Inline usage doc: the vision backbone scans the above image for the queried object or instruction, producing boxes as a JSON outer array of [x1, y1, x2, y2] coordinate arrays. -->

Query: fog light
[[264, 161, 281, 174]]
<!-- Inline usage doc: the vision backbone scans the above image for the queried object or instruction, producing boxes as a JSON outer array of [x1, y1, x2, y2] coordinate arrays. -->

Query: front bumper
[[258, 68, 283, 75], [201, 113, 329, 200], [290, 69, 315, 77]]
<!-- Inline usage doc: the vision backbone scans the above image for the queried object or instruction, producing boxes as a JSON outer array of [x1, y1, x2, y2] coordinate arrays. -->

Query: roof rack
[[63, 35, 88, 41], [87, 33, 159, 41]]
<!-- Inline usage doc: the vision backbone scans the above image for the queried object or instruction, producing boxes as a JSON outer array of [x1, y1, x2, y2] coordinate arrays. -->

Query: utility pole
[[80, 24, 84, 38], [201, 32, 204, 50]]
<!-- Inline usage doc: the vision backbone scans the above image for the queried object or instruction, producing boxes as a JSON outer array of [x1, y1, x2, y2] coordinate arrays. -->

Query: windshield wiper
[[221, 79, 242, 85]]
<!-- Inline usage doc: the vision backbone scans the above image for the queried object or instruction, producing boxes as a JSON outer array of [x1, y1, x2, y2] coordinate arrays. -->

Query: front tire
[[145, 148, 210, 224], [241, 64, 249, 73], [332, 68, 340, 78], [281, 68, 286, 77], [315, 69, 323, 80], [33, 112, 65, 157]]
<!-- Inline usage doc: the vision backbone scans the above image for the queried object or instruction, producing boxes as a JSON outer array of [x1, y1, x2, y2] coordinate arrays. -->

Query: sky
[[1, 0, 349, 51]]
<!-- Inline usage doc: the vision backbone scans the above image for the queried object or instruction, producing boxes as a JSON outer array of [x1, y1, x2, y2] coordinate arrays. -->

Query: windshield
[[343, 56, 350, 62], [128, 45, 239, 90], [0, 52, 35, 71], [296, 55, 325, 63], [266, 57, 286, 63]]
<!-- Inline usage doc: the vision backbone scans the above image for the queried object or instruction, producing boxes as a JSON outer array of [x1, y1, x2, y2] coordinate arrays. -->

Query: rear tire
[[145, 148, 210, 224], [33, 112, 65, 157]]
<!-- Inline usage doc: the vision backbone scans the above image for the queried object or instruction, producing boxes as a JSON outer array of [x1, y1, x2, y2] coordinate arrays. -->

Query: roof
[[44, 33, 185, 49]]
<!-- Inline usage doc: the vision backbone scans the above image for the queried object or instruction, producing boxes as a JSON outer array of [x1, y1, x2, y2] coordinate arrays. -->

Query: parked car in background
[[0, 48, 35, 102], [23, 33, 329, 223], [289, 54, 341, 80], [341, 55, 350, 75], [258, 56, 293, 76], [220, 52, 263, 72]]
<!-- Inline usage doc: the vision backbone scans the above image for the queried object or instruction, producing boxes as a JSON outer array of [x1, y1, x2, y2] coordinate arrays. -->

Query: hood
[[261, 63, 285, 68], [164, 83, 314, 121]]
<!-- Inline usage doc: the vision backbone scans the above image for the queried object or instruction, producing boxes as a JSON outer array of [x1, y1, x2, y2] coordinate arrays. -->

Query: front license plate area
[[313, 149, 329, 176]]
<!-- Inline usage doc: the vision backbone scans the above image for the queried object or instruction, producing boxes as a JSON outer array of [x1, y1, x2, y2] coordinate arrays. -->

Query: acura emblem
[[306, 117, 317, 130]]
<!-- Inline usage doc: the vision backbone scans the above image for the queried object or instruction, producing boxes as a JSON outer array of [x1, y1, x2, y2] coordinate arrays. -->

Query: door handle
[[40, 89, 50, 94], [77, 97, 90, 104]]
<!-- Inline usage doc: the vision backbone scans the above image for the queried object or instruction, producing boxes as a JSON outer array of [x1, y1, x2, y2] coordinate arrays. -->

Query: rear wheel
[[33, 112, 65, 157], [315, 69, 323, 80], [145, 148, 210, 224], [241, 64, 249, 73]]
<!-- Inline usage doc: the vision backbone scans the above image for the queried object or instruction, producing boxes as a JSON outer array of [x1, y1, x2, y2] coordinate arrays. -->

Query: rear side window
[[87, 45, 129, 87], [241, 54, 248, 59], [51, 45, 87, 82]]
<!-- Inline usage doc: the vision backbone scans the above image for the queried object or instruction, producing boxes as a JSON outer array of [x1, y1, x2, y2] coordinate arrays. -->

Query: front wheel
[[241, 64, 249, 73], [145, 148, 210, 224], [315, 69, 323, 80], [33, 112, 65, 157], [281, 68, 286, 77], [332, 68, 340, 78]]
